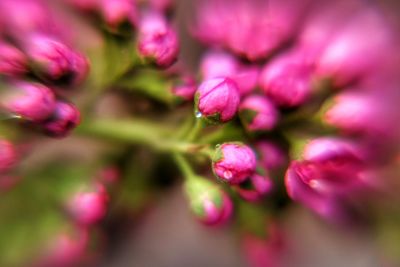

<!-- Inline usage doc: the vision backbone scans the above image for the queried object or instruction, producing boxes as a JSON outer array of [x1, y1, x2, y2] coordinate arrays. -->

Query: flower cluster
[[1, 0, 400, 266]]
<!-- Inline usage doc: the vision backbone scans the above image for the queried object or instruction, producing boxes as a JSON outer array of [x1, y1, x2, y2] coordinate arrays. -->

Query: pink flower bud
[[0, 140, 17, 172], [170, 75, 197, 101], [137, 11, 179, 68], [196, 77, 240, 123], [67, 183, 108, 225], [42, 101, 81, 138], [239, 95, 279, 132], [259, 50, 313, 107], [212, 142, 257, 184], [25, 34, 89, 85], [235, 171, 273, 202], [255, 141, 287, 170], [100, 0, 137, 28], [1, 81, 56, 121], [185, 178, 233, 226], [0, 42, 28, 76]]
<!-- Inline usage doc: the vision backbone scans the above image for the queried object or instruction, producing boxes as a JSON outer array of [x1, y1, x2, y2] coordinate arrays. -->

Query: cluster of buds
[[65, 0, 178, 68], [0, 0, 400, 266], [0, 0, 87, 138], [186, 0, 399, 225]]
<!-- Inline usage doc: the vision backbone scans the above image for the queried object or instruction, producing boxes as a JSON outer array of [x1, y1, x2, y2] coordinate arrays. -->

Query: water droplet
[[195, 111, 203, 118], [309, 179, 320, 189], [223, 170, 232, 179]]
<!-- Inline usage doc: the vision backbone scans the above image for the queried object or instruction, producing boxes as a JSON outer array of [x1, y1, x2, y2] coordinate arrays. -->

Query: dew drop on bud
[[223, 170, 233, 180], [195, 111, 203, 118]]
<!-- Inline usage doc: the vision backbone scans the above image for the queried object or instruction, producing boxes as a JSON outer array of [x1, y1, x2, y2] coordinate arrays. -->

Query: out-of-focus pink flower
[[239, 95, 279, 132], [1, 81, 56, 122], [242, 223, 287, 267], [100, 0, 137, 28], [38, 226, 89, 267], [255, 141, 287, 170], [0, 42, 28, 77], [235, 171, 273, 202], [24, 34, 89, 85], [314, 8, 395, 87], [0, 175, 21, 192], [233, 65, 259, 96], [0, 0, 51, 35], [200, 50, 259, 95], [42, 101, 81, 138], [301, 137, 367, 191], [137, 11, 179, 68], [184, 178, 233, 226], [98, 166, 120, 186], [67, 183, 109, 225], [171, 75, 197, 101], [212, 142, 257, 184], [196, 77, 240, 123], [324, 87, 398, 137], [285, 161, 345, 221], [200, 50, 238, 80], [298, 0, 364, 59], [146, 0, 174, 12], [65, 0, 100, 11], [259, 49, 313, 107], [0, 140, 17, 173], [191, 0, 310, 61]]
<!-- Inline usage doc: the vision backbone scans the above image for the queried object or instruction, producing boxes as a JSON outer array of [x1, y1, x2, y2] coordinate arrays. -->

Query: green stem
[[172, 152, 197, 181], [185, 118, 204, 142], [76, 119, 207, 154], [177, 114, 195, 139]]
